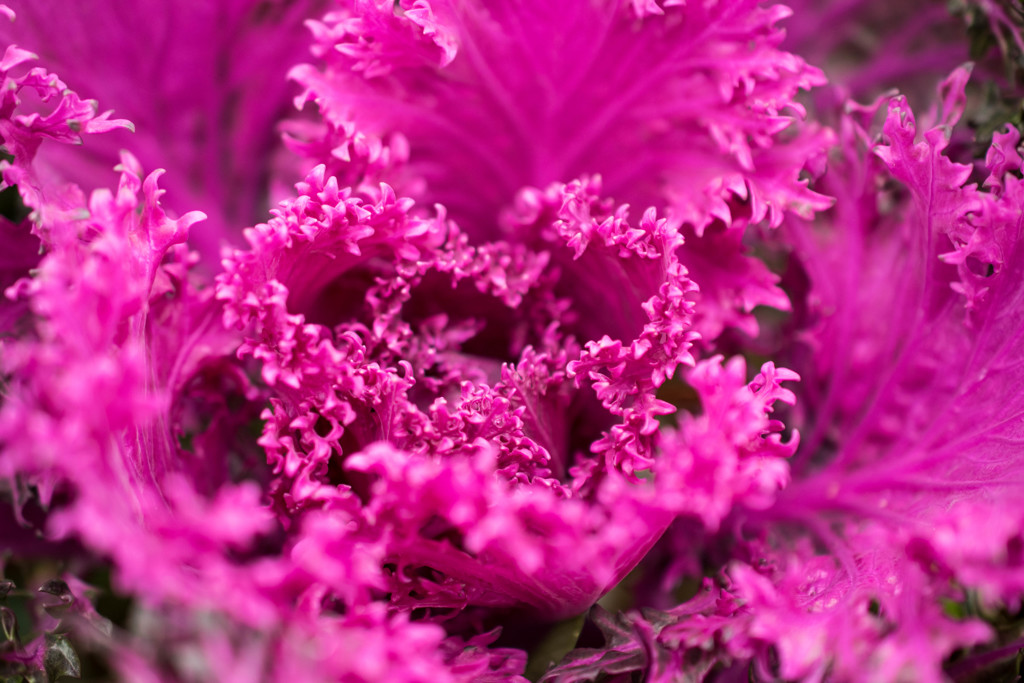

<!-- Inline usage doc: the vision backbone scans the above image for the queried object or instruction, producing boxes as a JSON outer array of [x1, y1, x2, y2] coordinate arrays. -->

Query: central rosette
[[217, 0, 815, 620]]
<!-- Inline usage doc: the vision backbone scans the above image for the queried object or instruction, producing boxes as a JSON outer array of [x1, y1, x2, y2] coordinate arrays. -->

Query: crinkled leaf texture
[[0, 0, 326, 262], [0, 26, 527, 680], [288, 0, 833, 340], [684, 67, 1024, 682], [216, 163, 799, 620], [0, 0, 888, 680], [543, 65, 1024, 683], [0, 17, 804, 669]]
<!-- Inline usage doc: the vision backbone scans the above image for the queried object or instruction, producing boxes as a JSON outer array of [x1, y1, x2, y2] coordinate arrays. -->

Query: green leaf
[[526, 613, 586, 682], [0, 607, 15, 642], [43, 634, 81, 681], [943, 597, 967, 621]]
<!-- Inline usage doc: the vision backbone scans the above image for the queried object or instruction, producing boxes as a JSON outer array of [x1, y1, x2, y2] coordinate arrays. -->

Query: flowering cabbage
[[1, 1, 1024, 682]]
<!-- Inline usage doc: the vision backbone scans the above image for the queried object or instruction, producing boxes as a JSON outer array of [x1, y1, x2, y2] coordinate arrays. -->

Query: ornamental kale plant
[[1, 1, 1023, 681]]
